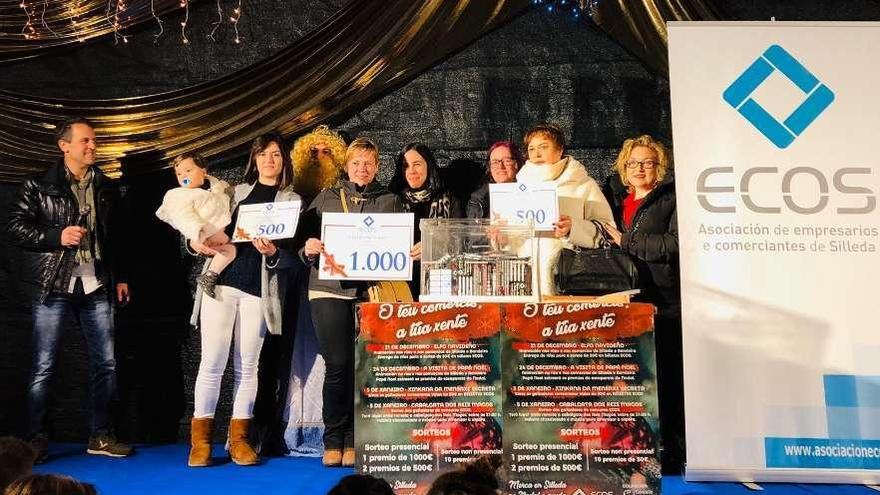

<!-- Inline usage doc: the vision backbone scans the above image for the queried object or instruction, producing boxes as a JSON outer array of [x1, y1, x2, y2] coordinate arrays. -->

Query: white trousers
[[193, 285, 266, 419]]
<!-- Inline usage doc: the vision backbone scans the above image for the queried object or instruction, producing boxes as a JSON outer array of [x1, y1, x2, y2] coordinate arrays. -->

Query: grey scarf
[[68, 167, 100, 264]]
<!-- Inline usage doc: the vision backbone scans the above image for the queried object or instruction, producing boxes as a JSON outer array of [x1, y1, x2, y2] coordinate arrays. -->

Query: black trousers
[[655, 313, 685, 473], [310, 297, 357, 450], [252, 267, 304, 455]]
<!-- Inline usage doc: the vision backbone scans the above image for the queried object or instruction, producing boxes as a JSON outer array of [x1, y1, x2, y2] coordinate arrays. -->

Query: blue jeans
[[28, 285, 117, 438]]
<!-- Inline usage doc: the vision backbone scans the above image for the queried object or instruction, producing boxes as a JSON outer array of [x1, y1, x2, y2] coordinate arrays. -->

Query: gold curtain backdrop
[[0, 0, 186, 62], [0, 0, 530, 182], [0, 0, 721, 183], [588, 0, 721, 75]]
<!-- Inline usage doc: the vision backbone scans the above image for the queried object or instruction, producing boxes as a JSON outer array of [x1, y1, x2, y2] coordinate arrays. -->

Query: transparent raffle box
[[419, 218, 538, 302]]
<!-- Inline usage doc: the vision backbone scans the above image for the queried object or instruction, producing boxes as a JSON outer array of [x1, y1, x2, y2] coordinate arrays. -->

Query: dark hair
[[172, 152, 209, 171], [55, 117, 94, 143], [389, 143, 443, 194], [427, 455, 501, 495], [486, 140, 524, 183], [4, 474, 97, 495], [0, 437, 35, 492], [523, 123, 566, 152], [327, 474, 394, 495], [243, 132, 293, 190]]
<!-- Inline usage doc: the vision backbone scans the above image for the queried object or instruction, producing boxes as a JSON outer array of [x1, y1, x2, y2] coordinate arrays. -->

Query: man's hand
[[61, 226, 86, 247], [116, 283, 130, 305]]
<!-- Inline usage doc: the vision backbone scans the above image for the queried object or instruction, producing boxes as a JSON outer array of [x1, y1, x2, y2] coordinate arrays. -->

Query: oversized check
[[489, 182, 558, 231], [232, 200, 301, 242], [319, 213, 414, 281]]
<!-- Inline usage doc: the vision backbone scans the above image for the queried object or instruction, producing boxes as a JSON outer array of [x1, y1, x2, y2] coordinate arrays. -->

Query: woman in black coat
[[299, 138, 405, 467], [601, 135, 683, 474], [389, 143, 462, 298]]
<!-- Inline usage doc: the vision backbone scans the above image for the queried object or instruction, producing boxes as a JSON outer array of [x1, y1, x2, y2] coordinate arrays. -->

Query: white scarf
[[516, 157, 569, 184]]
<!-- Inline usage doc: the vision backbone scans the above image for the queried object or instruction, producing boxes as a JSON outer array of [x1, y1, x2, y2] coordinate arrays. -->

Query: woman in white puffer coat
[[516, 123, 615, 296]]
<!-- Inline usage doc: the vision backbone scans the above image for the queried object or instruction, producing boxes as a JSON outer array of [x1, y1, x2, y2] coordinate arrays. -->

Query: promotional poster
[[502, 302, 659, 495], [356, 302, 504, 495], [357, 302, 658, 495]]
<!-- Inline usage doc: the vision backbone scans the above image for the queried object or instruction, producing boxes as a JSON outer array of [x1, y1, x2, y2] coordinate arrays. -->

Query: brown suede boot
[[323, 449, 342, 467], [228, 418, 259, 466], [188, 417, 213, 467], [342, 448, 356, 467]]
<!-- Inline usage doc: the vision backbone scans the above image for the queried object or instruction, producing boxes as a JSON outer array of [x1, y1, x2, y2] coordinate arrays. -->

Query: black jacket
[[4, 160, 126, 303], [297, 180, 405, 299], [466, 183, 490, 219], [602, 172, 679, 317]]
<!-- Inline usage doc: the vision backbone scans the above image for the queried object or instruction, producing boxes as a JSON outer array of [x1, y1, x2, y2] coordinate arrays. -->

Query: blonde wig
[[290, 125, 347, 198]]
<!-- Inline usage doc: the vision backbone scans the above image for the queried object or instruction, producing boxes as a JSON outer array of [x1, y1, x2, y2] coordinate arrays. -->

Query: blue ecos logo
[[723, 44, 834, 149]]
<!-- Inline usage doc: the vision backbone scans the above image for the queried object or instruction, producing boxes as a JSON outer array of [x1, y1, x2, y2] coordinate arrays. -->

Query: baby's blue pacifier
[[182, 178, 192, 186]]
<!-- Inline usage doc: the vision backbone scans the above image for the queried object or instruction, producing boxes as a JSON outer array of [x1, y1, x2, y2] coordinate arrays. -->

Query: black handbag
[[554, 220, 639, 296]]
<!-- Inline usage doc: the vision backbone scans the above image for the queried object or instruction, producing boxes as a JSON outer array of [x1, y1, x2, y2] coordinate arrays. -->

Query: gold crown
[[309, 125, 344, 143]]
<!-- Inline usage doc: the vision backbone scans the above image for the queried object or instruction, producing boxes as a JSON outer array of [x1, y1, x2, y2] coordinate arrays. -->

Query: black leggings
[[310, 297, 357, 450]]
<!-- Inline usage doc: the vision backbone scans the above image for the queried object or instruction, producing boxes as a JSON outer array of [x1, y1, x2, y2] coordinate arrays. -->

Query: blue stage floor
[[33, 444, 877, 495]]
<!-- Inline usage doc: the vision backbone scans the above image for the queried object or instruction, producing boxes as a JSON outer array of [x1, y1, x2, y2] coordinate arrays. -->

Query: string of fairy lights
[[534, 0, 600, 20], [5, 0, 245, 47], [7, 0, 597, 56]]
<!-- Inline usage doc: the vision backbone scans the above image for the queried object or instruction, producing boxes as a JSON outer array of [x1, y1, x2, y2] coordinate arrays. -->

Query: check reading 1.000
[[318, 212, 414, 281]]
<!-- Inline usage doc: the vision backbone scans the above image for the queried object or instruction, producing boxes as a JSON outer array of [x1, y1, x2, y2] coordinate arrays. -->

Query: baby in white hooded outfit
[[156, 153, 235, 297]]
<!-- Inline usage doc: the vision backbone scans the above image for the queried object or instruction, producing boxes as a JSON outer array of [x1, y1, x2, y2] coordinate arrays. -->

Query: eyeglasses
[[489, 158, 518, 168], [625, 159, 658, 170]]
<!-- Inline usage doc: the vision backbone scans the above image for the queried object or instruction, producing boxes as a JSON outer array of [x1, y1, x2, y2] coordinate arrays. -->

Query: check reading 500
[[515, 209, 548, 224], [256, 223, 286, 236]]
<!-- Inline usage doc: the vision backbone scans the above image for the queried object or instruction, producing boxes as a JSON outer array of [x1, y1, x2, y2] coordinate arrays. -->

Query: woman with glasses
[[466, 141, 524, 219], [601, 135, 682, 474], [516, 123, 615, 296]]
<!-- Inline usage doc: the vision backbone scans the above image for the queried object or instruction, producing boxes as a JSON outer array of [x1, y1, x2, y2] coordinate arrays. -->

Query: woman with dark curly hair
[[427, 455, 501, 495]]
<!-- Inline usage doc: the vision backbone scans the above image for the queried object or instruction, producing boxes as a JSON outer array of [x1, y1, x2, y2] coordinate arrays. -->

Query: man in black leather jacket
[[4, 117, 132, 462]]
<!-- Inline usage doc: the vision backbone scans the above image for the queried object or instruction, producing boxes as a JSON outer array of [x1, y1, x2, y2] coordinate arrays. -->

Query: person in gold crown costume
[[277, 125, 347, 458], [290, 125, 347, 204]]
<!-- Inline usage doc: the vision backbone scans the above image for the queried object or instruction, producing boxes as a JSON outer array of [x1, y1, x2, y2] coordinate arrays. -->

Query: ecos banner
[[669, 22, 880, 483]]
